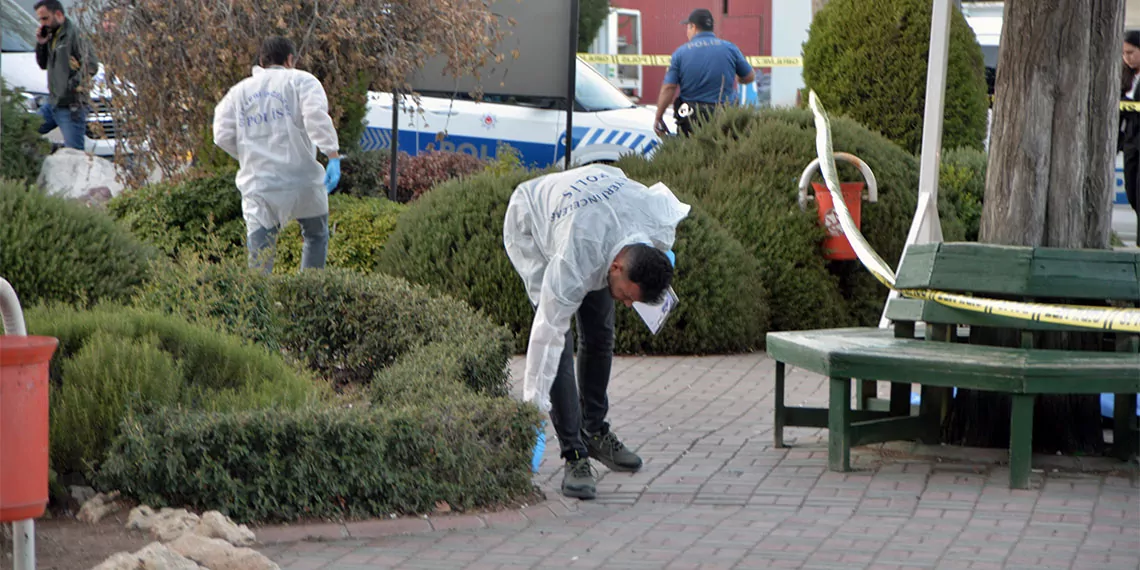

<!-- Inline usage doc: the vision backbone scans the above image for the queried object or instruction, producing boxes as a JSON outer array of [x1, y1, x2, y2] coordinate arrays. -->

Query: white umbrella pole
[[880, 0, 953, 328]]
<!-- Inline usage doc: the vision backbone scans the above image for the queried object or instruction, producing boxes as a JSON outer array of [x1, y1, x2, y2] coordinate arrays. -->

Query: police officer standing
[[653, 8, 755, 137]]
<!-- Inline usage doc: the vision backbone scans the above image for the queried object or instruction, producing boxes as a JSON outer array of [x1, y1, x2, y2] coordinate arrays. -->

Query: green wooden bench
[[768, 243, 1140, 489]]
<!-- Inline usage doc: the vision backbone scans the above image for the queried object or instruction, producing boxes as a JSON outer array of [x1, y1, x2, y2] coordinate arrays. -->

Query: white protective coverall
[[212, 66, 340, 233], [503, 164, 691, 412]]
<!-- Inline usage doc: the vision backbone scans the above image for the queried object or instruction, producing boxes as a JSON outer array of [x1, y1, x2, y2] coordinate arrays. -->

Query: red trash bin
[[0, 335, 58, 522], [812, 181, 865, 261]]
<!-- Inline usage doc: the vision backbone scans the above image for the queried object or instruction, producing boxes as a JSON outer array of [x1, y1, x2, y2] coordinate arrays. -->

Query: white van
[[361, 59, 670, 168], [1, 0, 119, 157]]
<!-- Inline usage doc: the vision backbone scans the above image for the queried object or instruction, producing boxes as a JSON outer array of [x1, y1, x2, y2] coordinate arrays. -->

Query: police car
[[361, 59, 670, 168]]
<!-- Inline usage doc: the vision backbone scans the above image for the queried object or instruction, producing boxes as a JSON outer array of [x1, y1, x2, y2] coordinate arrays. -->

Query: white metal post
[[1, 278, 35, 570], [880, 0, 953, 328]]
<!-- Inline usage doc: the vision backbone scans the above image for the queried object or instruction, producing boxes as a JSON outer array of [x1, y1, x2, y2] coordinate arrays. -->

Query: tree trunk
[[946, 0, 1123, 453]]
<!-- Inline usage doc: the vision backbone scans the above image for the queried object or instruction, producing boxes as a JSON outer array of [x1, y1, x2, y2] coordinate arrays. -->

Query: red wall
[[611, 0, 772, 100]]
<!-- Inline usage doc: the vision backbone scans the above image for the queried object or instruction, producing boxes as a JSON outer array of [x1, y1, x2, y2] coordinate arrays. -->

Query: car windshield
[[2, 0, 38, 52], [576, 59, 636, 112]]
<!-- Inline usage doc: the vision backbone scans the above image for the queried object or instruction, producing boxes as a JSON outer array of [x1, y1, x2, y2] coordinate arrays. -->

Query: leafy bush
[[132, 253, 280, 349], [0, 180, 154, 307], [98, 397, 542, 523], [940, 147, 987, 241], [802, 0, 989, 154], [272, 269, 513, 394], [1, 81, 50, 183], [614, 106, 966, 330], [377, 167, 771, 354], [273, 195, 405, 274], [338, 150, 486, 202], [107, 168, 245, 259], [26, 304, 319, 477]]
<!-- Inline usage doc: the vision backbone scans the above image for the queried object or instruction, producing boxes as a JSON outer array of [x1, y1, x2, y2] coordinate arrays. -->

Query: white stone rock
[[36, 148, 124, 200], [78, 491, 125, 524], [193, 511, 256, 547], [135, 542, 201, 570], [126, 505, 157, 531], [169, 533, 279, 570], [150, 508, 202, 542], [89, 552, 139, 570]]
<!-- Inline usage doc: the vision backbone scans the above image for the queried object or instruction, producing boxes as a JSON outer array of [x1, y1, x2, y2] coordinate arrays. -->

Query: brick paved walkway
[[260, 354, 1140, 570]]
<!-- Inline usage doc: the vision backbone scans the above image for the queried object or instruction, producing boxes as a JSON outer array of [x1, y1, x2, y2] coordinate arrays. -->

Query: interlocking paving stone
[[265, 354, 1140, 569]]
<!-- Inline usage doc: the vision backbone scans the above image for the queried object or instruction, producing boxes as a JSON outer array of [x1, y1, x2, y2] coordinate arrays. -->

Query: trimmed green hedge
[[802, 0, 989, 154], [376, 167, 771, 354], [97, 398, 542, 523], [272, 269, 514, 395], [26, 304, 319, 477], [1, 181, 154, 307], [1, 82, 50, 183], [273, 195, 405, 274], [132, 254, 280, 349], [107, 168, 245, 259], [614, 107, 966, 330], [940, 147, 987, 242]]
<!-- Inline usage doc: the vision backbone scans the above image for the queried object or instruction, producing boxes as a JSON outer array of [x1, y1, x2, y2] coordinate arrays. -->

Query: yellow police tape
[[1122, 101, 1140, 112], [577, 53, 803, 67], [807, 90, 1140, 333]]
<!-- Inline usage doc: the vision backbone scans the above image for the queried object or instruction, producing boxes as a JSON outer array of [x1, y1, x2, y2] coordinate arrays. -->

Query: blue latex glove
[[324, 157, 341, 194], [665, 250, 676, 267]]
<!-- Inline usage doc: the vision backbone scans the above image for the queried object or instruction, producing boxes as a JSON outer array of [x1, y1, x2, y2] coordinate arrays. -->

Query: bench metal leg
[[856, 379, 877, 410], [829, 376, 851, 472], [1010, 394, 1035, 489], [774, 361, 786, 448], [1113, 393, 1138, 461], [889, 382, 911, 417], [917, 385, 948, 444]]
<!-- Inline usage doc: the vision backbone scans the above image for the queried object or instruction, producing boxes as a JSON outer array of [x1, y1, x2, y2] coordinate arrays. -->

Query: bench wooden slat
[[767, 329, 1140, 394], [895, 243, 1140, 300]]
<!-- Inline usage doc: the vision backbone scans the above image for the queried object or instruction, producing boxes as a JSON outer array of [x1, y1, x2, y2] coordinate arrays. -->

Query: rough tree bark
[[945, 0, 1123, 453]]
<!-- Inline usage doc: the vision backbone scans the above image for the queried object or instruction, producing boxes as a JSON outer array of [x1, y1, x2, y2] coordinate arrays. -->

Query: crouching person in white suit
[[503, 164, 690, 500], [212, 36, 342, 274]]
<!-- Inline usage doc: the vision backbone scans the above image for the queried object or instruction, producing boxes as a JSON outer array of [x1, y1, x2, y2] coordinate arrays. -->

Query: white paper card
[[632, 287, 679, 335]]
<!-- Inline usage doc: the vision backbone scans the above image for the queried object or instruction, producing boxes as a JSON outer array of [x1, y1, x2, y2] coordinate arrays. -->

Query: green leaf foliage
[[97, 399, 542, 524], [273, 195, 405, 274], [271, 269, 514, 395], [133, 253, 281, 350], [107, 168, 245, 259], [614, 106, 966, 330], [26, 304, 320, 477], [1, 81, 50, 183], [802, 0, 989, 154], [376, 167, 771, 354], [0, 180, 154, 307], [939, 147, 987, 242]]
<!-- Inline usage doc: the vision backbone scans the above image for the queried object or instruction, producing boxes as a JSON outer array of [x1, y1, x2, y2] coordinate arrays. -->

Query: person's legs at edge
[[56, 105, 88, 151], [549, 326, 595, 499], [297, 214, 330, 269], [37, 103, 59, 135], [577, 289, 642, 472], [1125, 148, 1140, 246], [247, 224, 280, 275]]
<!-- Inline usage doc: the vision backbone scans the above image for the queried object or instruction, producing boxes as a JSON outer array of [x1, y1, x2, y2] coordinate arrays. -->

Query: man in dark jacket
[[34, 0, 99, 151], [1121, 30, 1140, 245]]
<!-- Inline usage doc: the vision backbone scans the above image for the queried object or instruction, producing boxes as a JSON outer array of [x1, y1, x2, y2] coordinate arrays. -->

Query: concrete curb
[[254, 488, 580, 546]]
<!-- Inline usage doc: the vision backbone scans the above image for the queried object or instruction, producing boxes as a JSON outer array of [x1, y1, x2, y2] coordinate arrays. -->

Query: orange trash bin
[[812, 181, 865, 261], [0, 335, 58, 522]]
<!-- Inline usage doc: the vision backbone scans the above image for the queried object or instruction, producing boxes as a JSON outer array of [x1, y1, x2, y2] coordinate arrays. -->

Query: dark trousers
[[1125, 147, 1140, 243], [548, 288, 615, 459], [674, 100, 718, 137]]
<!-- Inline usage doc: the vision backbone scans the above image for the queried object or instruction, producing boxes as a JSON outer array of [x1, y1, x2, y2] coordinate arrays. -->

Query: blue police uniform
[[664, 32, 753, 106]]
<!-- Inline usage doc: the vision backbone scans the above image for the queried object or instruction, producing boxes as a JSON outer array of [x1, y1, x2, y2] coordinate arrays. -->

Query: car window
[[575, 59, 635, 112], [1, 0, 38, 52]]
